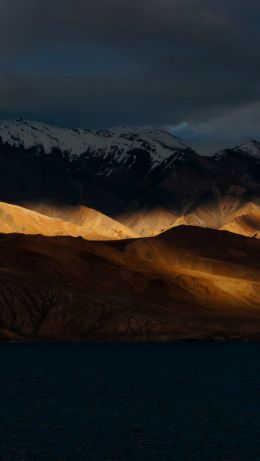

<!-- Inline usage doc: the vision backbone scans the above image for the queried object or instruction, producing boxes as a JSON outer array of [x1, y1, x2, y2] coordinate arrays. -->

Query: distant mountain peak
[[214, 139, 260, 160], [234, 139, 260, 157], [0, 118, 190, 159]]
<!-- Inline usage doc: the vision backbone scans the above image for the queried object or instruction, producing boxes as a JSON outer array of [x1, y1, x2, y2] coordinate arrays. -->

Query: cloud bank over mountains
[[0, 0, 259, 151]]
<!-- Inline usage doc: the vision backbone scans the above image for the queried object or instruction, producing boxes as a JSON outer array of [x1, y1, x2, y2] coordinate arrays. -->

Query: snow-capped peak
[[213, 139, 260, 161], [233, 140, 260, 157], [0, 119, 190, 166]]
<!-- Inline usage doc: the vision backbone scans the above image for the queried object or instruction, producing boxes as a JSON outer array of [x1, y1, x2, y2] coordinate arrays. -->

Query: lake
[[0, 343, 259, 460]]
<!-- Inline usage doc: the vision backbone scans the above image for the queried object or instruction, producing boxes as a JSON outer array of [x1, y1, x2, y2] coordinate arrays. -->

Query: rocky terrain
[[1, 119, 260, 238], [0, 119, 195, 213], [0, 201, 138, 240], [0, 119, 260, 341], [117, 140, 260, 236], [0, 227, 260, 341]]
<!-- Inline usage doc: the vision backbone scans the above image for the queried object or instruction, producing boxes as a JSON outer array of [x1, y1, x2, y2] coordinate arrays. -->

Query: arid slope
[[0, 201, 138, 240], [221, 203, 260, 237], [0, 226, 260, 341], [22, 201, 139, 239], [119, 193, 260, 238]]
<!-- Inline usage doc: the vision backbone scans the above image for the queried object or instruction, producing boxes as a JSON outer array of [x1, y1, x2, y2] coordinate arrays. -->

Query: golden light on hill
[[0, 201, 139, 240], [0, 225, 260, 341]]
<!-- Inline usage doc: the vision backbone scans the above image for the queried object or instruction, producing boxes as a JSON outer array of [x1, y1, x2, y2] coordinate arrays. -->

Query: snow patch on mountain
[[214, 140, 260, 160], [234, 140, 260, 157], [0, 119, 190, 170]]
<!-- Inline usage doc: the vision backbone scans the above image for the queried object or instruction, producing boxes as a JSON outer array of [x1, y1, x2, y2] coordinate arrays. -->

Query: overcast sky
[[0, 0, 259, 153]]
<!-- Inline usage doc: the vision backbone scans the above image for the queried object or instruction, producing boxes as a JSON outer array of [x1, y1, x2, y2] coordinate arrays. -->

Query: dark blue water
[[0, 343, 259, 460]]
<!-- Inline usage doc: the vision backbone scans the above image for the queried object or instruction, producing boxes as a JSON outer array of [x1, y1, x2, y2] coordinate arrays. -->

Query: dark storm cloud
[[0, 0, 259, 149]]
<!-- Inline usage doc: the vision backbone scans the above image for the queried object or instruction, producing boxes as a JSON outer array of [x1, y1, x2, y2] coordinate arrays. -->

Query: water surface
[[0, 343, 259, 460]]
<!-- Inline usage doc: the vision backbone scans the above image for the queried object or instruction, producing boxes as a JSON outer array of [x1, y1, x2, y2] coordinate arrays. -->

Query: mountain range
[[1, 119, 260, 238], [0, 119, 260, 340]]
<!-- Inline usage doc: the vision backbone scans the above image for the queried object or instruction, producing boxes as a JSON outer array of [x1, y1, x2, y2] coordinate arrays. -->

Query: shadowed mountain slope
[[0, 120, 196, 213], [117, 143, 260, 237], [1, 120, 260, 239], [0, 226, 260, 341]]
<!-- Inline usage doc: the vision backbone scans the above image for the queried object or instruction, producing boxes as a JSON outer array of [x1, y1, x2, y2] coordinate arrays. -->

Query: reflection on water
[[0, 342, 259, 460]]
